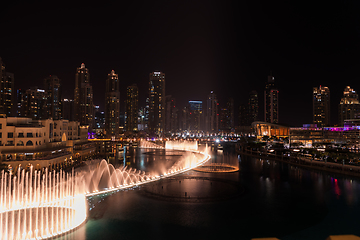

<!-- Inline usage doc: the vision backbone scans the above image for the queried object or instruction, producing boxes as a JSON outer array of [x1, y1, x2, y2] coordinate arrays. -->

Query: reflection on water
[[62, 145, 360, 240]]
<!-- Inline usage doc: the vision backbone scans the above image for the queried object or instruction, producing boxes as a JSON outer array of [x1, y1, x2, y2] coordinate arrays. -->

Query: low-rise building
[[290, 123, 360, 148], [0, 115, 95, 172]]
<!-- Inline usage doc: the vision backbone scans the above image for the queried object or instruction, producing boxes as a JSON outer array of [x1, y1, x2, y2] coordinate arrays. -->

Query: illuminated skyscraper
[[44, 75, 61, 120], [339, 86, 360, 126], [148, 71, 165, 136], [74, 63, 94, 131], [23, 87, 48, 120], [125, 84, 138, 132], [0, 57, 14, 116], [313, 85, 330, 127], [206, 91, 219, 132], [264, 74, 279, 123], [105, 70, 120, 136]]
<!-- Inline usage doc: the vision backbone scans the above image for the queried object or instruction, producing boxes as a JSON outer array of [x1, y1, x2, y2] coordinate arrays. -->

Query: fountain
[[165, 140, 198, 151], [0, 140, 210, 239], [0, 167, 87, 240], [139, 140, 164, 149]]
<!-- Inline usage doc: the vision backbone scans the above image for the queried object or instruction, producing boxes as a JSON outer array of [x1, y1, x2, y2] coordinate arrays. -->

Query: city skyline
[[2, 2, 360, 127]]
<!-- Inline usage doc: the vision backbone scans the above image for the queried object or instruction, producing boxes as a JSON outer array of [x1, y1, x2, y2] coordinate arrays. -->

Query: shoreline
[[236, 147, 360, 179]]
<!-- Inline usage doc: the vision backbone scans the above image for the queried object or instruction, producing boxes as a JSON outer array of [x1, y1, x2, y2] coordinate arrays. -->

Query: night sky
[[1, 1, 360, 127]]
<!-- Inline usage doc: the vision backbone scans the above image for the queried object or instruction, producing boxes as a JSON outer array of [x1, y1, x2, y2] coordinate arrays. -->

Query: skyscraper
[[165, 96, 178, 132], [125, 84, 138, 132], [339, 86, 360, 126], [313, 85, 330, 127], [248, 90, 259, 123], [23, 87, 48, 120], [206, 91, 219, 132], [148, 71, 165, 136], [105, 70, 120, 136], [188, 100, 202, 131], [61, 98, 74, 121], [226, 98, 234, 130], [74, 63, 94, 131], [264, 74, 279, 123], [0, 57, 14, 116], [44, 75, 61, 120]]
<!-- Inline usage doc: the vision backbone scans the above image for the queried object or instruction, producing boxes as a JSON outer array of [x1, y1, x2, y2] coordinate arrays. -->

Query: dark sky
[[1, 1, 360, 127]]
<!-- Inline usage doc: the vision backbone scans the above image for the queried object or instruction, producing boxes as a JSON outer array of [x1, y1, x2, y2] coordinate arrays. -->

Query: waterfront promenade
[[236, 144, 360, 178]]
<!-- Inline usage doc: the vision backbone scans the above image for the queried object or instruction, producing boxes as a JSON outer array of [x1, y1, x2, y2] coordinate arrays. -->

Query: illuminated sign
[[154, 72, 161, 74]]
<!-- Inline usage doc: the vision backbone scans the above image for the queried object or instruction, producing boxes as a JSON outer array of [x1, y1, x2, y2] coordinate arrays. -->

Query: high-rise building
[[248, 90, 258, 123], [44, 75, 61, 120], [227, 98, 234, 130], [148, 71, 165, 136], [74, 63, 94, 131], [188, 100, 202, 131], [313, 85, 330, 127], [339, 86, 360, 126], [238, 103, 248, 126], [104, 70, 120, 136], [0, 58, 14, 116], [23, 87, 48, 120], [206, 91, 219, 132], [125, 84, 138, 132], [264, 74, 279, 123], [219, 108, 228, 131], [165, 96, 178, 132], [16, 89, 25, 117], [94, 105, 105, 129], [61, 98, 74, 121]]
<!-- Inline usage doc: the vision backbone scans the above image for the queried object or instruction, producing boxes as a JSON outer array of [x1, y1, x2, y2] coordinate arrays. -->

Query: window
[[8, 132, 13, 138], [26, 140, 33, 146], [17, 141, 24, 146], [0, 124, 2, 129], [27, 133, 33, 138], [18, 133, 24, 138]]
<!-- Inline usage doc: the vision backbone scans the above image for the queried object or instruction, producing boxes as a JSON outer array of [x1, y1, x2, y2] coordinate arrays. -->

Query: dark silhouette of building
[[44, 75, 61, 120], [165, 96, 178, 133], [126, 84, 138, 132], [206, 91, 219, 132]]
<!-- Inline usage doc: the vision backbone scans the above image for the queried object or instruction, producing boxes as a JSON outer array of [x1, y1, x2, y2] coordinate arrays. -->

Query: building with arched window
[[0, 115, 95, 172]]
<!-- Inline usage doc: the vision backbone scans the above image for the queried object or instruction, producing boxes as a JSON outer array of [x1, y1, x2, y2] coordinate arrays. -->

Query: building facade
[[188, 100, 202, 132], [248, 90, 259, 124], [206, 91, 218, 132], [264, 74, 279, 124], [23, 87, 48, 120], [165, 96, 178, 133], [338, 86, 360, 126], [313, 85, 330, 127], [44, 75, 61, 120], [148, 71, 165, 136], [0, 116, 95, 172], [105, 70, 120, 136], [0, 58, 14, 117], [74, 63, 94, 131], [125, 84, 138, 132]]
